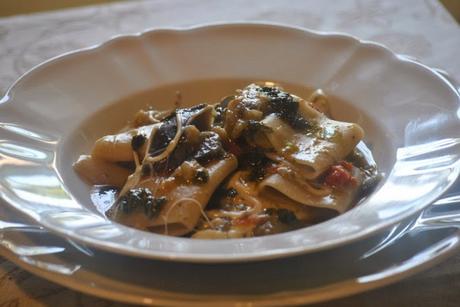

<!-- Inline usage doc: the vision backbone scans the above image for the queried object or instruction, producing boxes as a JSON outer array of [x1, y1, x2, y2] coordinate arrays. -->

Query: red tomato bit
[[226, 141, 242, 157], [324, 161, 357, 188]]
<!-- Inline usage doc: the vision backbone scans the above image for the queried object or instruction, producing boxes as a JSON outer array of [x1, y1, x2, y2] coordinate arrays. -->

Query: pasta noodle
[[74, 83, 380, 239]]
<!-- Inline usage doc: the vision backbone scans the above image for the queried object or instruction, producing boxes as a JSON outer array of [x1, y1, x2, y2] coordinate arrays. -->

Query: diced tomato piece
[[233, 214, 267, 226], [265, 163, 279, 175], [339, 161, 353, 171], [324, 162, 357, 188], [227, 141, 242, 156]]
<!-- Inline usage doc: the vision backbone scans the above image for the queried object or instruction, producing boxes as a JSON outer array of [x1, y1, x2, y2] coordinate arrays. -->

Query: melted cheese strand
[[144, 111, 183, 164], [118, 151, 143, 198], [142, 125, 159, 163], [162, 197, 212, 235], [230, 175, 263, 213]]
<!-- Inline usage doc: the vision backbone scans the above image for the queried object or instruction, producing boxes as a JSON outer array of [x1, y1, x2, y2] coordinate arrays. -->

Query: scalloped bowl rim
[[0, 22, 459, 262]]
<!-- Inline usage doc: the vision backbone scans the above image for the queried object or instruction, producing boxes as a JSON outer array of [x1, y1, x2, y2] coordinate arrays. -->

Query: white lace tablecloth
[[0, 0, 459, 306]]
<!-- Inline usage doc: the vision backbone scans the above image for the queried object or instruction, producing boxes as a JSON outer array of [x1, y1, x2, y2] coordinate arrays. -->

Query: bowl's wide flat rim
[[4, 21, 459, 102], [0, 22, 459, 263]]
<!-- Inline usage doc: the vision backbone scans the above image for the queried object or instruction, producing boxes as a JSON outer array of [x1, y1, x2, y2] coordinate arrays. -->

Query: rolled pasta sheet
[[262, 103, 364, 179], [192, 172, 338, 239], [73, 155, 131, 187], [110, 154, 238, 236], [259, 173, 359, 213], [257, 184, 334, 220], [92, 124, 158, 162]]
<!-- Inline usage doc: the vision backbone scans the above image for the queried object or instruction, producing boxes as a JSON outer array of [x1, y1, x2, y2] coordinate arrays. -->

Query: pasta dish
[[74, 83, 379, 239]]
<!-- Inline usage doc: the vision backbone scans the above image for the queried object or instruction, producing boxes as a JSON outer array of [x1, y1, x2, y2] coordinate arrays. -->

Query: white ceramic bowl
[[0, 23, 459, 262]]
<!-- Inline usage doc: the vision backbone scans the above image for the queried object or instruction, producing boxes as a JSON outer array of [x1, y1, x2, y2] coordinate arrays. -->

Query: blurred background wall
[[441, 0, 460, 21], [0, 0, 122, 16]]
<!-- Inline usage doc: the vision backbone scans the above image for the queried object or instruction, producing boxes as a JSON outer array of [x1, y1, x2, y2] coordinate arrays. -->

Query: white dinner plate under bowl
[[0, 179, 459, 306], [0, 23, 459, 262]]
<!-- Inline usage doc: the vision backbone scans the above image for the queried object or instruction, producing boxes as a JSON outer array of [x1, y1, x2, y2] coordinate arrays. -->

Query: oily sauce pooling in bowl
[[74, 83, 380, 239]]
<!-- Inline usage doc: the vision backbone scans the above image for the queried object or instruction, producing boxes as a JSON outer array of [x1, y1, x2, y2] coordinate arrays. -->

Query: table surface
[[0, 0, 459, 306]]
